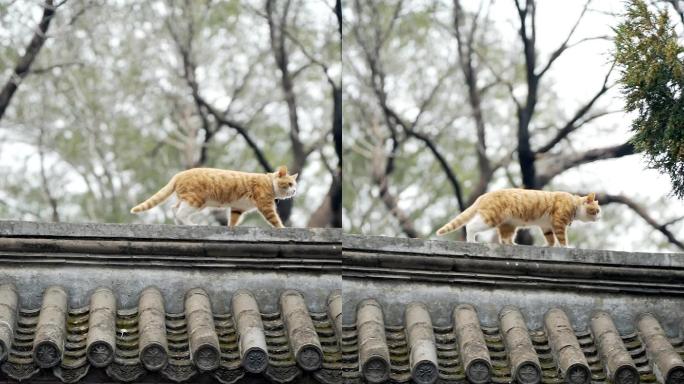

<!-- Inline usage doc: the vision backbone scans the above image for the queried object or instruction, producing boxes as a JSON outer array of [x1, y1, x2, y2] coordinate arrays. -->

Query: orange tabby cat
[[131, 166, 298, 227], [436, 189, 601, 246]]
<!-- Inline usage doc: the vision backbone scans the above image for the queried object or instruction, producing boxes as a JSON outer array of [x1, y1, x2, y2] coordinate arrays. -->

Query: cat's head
[[272, 165, 298, 199], [576, 192, 601, 222]]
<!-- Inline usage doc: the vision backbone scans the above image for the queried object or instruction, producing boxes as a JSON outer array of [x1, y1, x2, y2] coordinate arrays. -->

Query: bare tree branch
[[594, 192, 684, 250], [170, 17, 216, 168], [453, 0, 496, 205], [0, 0, 56, 121], [536, 61, 615, 154], [663, 215, 684, 227], [37, 127, 59, 222], [370, 0, 404, 51], [354, 0, 466, 214], [385, 106, 466, 214], [512, 0, 609, 244], [410, 64, 457, 130], [504, 163, 521, 188], [305, 81, 342, 228], [537, 0, 592, 78], [369, 124, 418, 238], [307, 165, 341, 228], [335, 0, 342, 38], [474, 49, 522, 109], [511, 0, 610, 194], [537, 142, 636, 186], [28, 61, 84, 75], [166, 15, 274, 173], [224, 50, 270, 115], [266, 0, 306, 174], [565, 34, 611, 49], [283, 28, 336, 86], [280, 1, 341, 228], [265, 0, 330, 225], [514, 0, 540, 189], [196, 95, 274, 172]]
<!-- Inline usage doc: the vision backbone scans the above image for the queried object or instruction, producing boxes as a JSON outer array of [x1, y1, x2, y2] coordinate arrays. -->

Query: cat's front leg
[[256, 200, 284, 228], [552, 221, 568, 247], [496, 224, 516, 244]]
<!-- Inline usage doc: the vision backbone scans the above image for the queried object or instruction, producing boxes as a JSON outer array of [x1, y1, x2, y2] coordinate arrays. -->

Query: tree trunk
[[0, 0, 55, 121], [307, 171, 341, 228]]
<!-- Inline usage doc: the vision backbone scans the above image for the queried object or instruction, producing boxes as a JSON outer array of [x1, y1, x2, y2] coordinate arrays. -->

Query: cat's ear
[[277, 166, 288, 177], [586, 192, 595, 203], [291, 173, 298, 180]]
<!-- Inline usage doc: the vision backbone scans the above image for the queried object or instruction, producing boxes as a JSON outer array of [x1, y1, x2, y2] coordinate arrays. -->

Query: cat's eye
[[288, 182, 293, 187]]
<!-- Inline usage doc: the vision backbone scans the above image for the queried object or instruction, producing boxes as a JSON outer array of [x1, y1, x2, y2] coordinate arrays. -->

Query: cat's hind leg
[[542, 228, 556, 246], [172, 200, 182, 224], [465, 214, 492, 242], [175, 200, 202, 225], [497, 224, 517, 244], [228, 209, 243, 228]]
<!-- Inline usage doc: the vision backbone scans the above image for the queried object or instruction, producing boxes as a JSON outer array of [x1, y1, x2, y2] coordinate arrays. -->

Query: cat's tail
[[436, 204, 479, 235], [130, 176, 177, 213]]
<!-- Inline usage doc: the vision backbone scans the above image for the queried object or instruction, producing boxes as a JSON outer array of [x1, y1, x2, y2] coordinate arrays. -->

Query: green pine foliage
[[615, 0, 684, 198]]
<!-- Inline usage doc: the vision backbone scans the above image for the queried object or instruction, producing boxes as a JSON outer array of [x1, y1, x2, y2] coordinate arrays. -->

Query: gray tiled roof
[[342, 235, 684, 384], [0, 284, 341, 383], [0, 221, 342, 384], [3, 222, 684, 383], [341, 300, 684, 384]]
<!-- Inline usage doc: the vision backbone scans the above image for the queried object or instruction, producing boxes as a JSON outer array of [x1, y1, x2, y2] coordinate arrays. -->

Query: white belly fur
[[205, 197, 256, 212], [506, 213, 552, 230], [230, 197, 256, 212]]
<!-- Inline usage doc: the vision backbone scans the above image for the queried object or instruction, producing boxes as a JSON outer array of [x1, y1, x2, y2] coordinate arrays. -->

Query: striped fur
[[436, 189, 601, 246], [435, 204, 478, 236], [130, 177, 177, 213], [131, 166, 298, 227]]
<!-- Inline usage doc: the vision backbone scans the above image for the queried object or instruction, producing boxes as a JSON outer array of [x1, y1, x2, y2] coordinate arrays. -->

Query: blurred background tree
[[0, 0, 341, 228], [615, 0, 684, 199], [343, 0, 684, 251]]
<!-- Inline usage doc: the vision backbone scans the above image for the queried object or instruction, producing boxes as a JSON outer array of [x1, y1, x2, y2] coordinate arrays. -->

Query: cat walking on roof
[[131, 166, 298, 227], [436, 189, 601, 247]]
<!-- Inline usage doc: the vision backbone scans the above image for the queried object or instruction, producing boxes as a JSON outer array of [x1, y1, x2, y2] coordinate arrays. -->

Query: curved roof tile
[[0, 284, 341, 383]]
